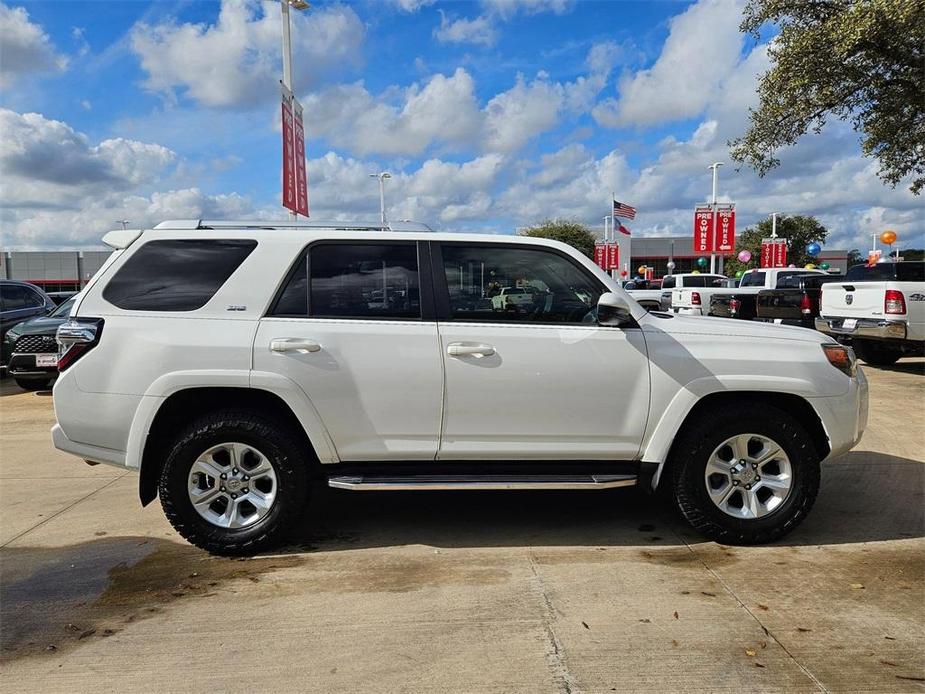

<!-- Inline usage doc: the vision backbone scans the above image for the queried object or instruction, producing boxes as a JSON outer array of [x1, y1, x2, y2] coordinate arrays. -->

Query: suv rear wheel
[[159, 409, 309, 556], [670, 404, 820, 544]]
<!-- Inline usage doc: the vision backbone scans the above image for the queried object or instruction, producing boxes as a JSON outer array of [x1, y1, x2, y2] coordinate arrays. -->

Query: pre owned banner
[[594, 244, 606, 268], [715, 207, 735, 252], [292, 98, 309, 217], [693, 207, 714, 253], [607, 243, 619, 270], [281, 85, 297, 213]]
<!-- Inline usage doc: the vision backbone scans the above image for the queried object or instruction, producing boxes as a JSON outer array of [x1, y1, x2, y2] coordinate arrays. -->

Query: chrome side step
[[327, 474, 637, 491]]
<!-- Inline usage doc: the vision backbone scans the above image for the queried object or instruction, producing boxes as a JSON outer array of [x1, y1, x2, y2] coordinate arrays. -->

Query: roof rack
[[153, 219, 434, 232]]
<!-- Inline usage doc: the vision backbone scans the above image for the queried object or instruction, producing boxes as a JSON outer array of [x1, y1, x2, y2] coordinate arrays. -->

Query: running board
[[327, 474, 637, 491]]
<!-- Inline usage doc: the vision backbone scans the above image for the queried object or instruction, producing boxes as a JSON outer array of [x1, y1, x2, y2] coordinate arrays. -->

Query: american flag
[[613, 199, 636, 220]]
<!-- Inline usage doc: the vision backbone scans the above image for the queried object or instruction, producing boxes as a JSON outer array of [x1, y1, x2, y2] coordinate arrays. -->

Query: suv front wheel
[[670, 403, 820, 544], [159, 410, 309, 556]]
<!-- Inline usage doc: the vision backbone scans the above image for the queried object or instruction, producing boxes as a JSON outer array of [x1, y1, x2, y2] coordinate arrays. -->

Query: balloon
[[666, 261, 676, 271], [637, 266, 647, 274], [696, 257, 708, 267], [880, 230, 897, 245], [620, 270, 627, 277], [691, 270, 701, 275], [805, 263, 816, 270], [788, 264, 796, 268], [737, 250, 752, 263], [735, 270, 743, 278], [819, 262, 830, 270], [806, 242, 821, 256]]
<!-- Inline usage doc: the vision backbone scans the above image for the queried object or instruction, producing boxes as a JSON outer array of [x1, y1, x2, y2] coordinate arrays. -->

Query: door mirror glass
[[597, 292, 634, 327]]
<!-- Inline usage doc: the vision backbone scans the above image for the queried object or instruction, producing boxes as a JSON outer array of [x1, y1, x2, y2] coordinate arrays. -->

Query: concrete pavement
[[1, 361, 923, 692]]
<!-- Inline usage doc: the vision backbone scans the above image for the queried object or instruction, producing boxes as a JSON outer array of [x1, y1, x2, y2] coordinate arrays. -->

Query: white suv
[[53, 220, 868, 555]]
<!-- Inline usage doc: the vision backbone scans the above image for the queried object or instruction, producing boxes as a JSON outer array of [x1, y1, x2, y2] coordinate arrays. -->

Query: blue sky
[[1, 0, 920, 251]]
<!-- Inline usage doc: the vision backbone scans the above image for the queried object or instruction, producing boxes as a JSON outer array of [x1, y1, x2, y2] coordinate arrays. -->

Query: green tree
[[731, 0, 925, 194], [725, 215, 829, 276], [520, 219, 597, 259]]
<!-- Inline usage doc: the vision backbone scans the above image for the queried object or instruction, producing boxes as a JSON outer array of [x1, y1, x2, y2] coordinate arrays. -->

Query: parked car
[[1, 280, 56, 367], [816, 261, 925, 365], [4, 295, 77, 390], [52, 220, 867, 556], [666, 273, 730, 315], [710, 268, 827, 321], [624, 279, 664, 311], [491, 286, 537, 312], [756, 274, 845, 329]]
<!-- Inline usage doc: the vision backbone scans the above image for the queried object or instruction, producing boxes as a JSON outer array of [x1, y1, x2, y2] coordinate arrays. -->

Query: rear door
[[253, 241, 443, 461], [432, 241, 650, 460]]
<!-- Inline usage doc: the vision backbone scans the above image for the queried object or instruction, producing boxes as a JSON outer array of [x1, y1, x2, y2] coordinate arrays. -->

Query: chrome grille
[[13, 334, 58, 354]]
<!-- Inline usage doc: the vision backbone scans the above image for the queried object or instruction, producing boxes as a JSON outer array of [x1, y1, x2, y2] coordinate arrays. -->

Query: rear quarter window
[[102, 239, 257, 311]]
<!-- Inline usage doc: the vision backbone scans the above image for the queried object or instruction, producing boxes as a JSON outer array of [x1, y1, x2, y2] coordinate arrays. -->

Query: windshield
[[845, 262, 924, 281], [50, 295, 77, 317]]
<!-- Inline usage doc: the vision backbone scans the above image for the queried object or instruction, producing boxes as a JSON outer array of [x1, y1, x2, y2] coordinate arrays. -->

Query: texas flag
[[618, 223, 631, 236]]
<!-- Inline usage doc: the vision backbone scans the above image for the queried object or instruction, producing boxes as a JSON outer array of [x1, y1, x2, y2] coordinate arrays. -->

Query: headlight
[[822, 343, 856, 377]]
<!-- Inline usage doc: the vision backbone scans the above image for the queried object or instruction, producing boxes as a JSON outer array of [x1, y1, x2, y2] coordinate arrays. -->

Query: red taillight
[[885, 289, 905, 314], [691, 292, 701, 305], [56, 319, 104, 372], [800, 293, 813, 315]]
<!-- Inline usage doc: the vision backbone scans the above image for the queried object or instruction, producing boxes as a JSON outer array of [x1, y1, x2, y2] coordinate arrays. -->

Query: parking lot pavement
[[1, 362, 922, 693]]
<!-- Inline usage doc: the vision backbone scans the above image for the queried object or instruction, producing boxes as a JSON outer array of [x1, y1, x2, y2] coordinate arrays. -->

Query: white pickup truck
[[663, 273, 729, 315], [623, 279, 664, 311], [815, 261, 925, 365]]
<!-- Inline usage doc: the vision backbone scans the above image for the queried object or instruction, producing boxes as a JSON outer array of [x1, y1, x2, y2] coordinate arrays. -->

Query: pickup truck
[[756, 274, 845, 328], [660, 273, 728, 314], [815, 261, 925, 365], [709, 268, 828, 320], [624, 279, 663, 311]]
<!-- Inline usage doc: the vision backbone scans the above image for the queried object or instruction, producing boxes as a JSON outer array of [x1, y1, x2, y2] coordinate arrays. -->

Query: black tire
[[159, 409, 309, 556], [852, 339, 903, 366], [670, 403, 820, 545], [14, 377, 52, 391]]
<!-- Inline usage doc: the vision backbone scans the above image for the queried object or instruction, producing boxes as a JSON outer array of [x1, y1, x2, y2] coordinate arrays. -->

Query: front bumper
[[8, 353, 58, 377], [815, 317, 907, 341], [809, 368, 869, 461]]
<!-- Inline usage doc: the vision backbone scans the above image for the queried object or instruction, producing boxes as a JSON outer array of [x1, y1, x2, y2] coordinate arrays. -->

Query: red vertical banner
[[293, 98, 309, 217], [761, 239, 788, 268], [715, 206, 735, 253], [281, 86, 296, 213], [693, 207, 714, 253], [761, 240, 773, 268], [594, 244, 606, 269], [774, 240, 788, 267], [607, 244, 619, 270]]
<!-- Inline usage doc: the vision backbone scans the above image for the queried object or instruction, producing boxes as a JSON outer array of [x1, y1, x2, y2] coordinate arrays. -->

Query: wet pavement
[[1, 360, 923, 692]]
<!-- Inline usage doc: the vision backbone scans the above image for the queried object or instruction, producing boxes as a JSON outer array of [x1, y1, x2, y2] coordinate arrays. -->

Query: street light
[[114, 220, 129, 230], [707, 162, 723, 274], [369, 172, 391, 227], [280, 0, 310, 220]]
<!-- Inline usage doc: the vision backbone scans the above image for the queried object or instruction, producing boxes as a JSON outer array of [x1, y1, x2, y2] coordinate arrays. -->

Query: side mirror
[[597, 292, 634, 327]]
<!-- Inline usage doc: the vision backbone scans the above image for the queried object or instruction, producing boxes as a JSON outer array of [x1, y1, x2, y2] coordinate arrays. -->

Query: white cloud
[[484, 74, 564, 152], [391, 0, 435, 11], [434, 12, 497, 46], [593, 0, 745, 128], [0, 3, 68, 88], [482, 0, 574, 21], [131, 0, 364, 108]]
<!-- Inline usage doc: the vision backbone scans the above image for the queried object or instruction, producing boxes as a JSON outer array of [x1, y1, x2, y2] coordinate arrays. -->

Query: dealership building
[[2, 239, 851, 292]]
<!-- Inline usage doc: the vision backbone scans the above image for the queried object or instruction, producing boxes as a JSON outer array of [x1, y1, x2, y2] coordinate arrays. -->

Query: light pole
[[770, 212, 779, 238], [708, 162, 723, 274], [114, 220, 129, 230], [280, 0, 309, 220], [369, 172, 391, 227]]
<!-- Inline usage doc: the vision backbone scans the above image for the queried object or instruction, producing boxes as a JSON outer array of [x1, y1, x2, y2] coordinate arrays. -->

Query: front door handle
[[447, 342, 496, 358], [270, 338, 322, 353]]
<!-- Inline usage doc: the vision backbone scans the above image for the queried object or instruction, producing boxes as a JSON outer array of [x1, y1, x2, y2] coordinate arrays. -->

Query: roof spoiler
[[102, 228, 142, 249]]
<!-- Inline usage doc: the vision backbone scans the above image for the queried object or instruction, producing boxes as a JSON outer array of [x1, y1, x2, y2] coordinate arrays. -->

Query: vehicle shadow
[[281, 450, 923, 553], [861, 358, 925, 376]]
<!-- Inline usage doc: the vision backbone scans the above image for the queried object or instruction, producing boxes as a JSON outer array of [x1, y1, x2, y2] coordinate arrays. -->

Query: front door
[[434, 242, 650, 460], [253, 241, 443, 461]]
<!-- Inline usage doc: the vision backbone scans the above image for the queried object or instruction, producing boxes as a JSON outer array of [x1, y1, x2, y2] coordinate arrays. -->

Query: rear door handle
[[446, 342, 495, 358], [270, 338, 322, 353]]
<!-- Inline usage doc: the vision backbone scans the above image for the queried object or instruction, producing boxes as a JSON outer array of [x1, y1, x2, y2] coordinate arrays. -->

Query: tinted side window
[[273, 243, 421, 319], [103, 240, 257, 311], [22, 287, 45, 308], [897, 262, 925, 281], [441, 244, 603, 324], [2, 286, 39, 310], [740, 271, 766, 287]]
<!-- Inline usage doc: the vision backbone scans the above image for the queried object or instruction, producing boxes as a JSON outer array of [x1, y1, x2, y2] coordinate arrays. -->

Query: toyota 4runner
[[53, 220, 868, 555]]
